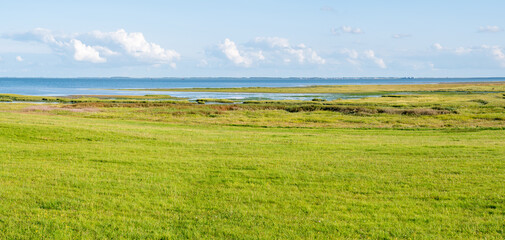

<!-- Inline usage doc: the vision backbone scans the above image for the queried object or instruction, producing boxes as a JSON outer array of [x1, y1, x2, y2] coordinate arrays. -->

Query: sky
[[0, 0, 504, 78]]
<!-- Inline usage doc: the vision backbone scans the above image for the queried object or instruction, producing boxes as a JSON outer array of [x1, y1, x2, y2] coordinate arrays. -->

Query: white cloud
[[454, 47, 472, 55], [91, 29, 180, 65], [341, 48, 359, 65], [427, 44, 505, 69], [432, 43, 444, 51], [212, 37, 325, 67], [254, 37, 290, 49], [478, 26, 502, 33], [432, 43, 473, 55], [342, 49, 359, 59], [253, 37, 325, 64], [2, 28, 180, 67], [218, 38, 252, 67], [16, 56, 23, 62], [93, 46, 119, 56], [71, 39, 106, 63], [5, 28, 65, 47], [363, 50, 387, 68], [339, 26, 363, 34], [481, 45, 505, 67], [341, 49, 386, 68], [490, 49, 505, 67]]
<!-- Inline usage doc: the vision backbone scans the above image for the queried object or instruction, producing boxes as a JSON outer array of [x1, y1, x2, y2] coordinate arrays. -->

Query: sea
[[1, 77, 504, 101]]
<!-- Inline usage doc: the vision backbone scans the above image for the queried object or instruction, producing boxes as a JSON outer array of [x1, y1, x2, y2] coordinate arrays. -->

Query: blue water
[[1, 77, 503, 100]]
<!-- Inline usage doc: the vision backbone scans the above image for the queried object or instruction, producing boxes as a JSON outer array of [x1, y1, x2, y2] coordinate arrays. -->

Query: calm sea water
[[1, 77, 503, 100]]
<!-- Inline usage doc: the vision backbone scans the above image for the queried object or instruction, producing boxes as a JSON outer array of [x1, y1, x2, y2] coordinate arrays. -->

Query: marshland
[[1, 82, 504, 238]]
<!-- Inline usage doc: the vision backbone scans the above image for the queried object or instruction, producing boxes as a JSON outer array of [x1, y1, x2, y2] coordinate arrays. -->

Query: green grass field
[[1, 83, 505, 239]]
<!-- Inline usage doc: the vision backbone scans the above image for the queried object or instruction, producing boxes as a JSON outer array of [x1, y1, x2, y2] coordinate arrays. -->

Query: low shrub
[[432, 106, 458, 113], [196, 98, 234, 103], [382, 95, 407, 98], [285, 105, 377, 115], [285, 104, 454, 116], [470, 99, 489, 105]]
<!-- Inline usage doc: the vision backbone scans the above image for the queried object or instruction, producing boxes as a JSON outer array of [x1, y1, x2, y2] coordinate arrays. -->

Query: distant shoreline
[[115, 81, 505, 94], [2, 77, 505, 96], [1, 77, 505, 80]]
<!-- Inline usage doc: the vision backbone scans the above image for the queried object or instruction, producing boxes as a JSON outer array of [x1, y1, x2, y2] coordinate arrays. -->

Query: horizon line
[[2, 76, 505, 79]]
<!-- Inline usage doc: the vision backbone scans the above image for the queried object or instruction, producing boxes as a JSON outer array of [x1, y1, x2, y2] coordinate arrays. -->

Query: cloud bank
[[2, 28, 180, 67], [211, 37, 325, 67], [2, 28, 505, 75]]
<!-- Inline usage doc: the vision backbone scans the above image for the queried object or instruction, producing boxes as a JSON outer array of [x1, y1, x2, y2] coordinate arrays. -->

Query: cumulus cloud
[[71, 39, 106, 63], [91, 29, 180, 64], [341, 49, 386, 68], [363, 50, 387, 68], [16, 56, 23, 62], [341, 49, 359, 65], [481, 45, 505, 67], [218, 38, 253, 67], [432, 43, 473, 55], [93, 46, 119, 57], [432, 43, 444, 51], [2, 28, 180, 66], [335, 26, 363, 35], [478, 26, 502, 33], [253, 37, 325, 64], [211, 37, 324, 67]]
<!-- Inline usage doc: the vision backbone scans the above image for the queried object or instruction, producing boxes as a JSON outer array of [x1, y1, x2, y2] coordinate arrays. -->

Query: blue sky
[[0, 0, 504, 77]]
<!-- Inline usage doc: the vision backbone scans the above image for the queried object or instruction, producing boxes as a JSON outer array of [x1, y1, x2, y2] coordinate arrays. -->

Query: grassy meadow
[[1, 82, 505, 239]]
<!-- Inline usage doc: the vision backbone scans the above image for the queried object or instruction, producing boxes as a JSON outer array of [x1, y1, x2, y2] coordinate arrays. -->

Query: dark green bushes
[[196, 98, 234, 104], [470, 99, 489, 105]]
